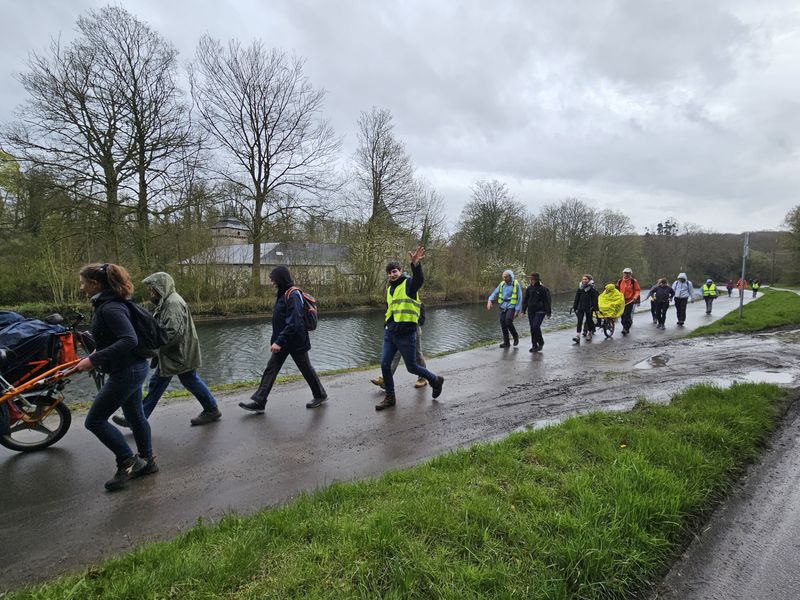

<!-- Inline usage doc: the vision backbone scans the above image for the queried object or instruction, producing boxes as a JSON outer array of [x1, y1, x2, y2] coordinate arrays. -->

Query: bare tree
[[457, 180, 526, 260], [77, 6, 194, 270], [191, 36, 341, 292]]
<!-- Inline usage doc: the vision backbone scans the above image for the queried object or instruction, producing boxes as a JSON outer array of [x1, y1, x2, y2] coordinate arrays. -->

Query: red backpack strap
[[284, 286, 302, 302]]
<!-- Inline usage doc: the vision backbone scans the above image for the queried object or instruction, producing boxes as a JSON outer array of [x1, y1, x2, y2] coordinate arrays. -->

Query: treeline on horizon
[[0, 5, 797, 309]]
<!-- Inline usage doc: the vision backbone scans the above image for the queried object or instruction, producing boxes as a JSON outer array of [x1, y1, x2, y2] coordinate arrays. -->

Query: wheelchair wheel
[[0, 395, 72, 452], [603, 318, 615, 338]]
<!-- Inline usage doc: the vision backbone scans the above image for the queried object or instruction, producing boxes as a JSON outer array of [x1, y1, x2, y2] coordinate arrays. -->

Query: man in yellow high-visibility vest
[[376, 246, 444, 411]]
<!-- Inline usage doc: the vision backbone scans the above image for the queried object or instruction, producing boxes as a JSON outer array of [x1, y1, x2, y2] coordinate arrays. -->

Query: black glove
[[149, 355, 159, 369]]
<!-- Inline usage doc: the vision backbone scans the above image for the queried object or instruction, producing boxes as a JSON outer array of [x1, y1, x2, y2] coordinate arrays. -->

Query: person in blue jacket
[[239, 265, 327, 412], [487, 269, 524, 348]]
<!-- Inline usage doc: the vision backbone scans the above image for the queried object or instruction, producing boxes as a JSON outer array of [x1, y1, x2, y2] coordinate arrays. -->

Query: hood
[[270, 265, 294, 293], [706, 279, 713, 284], [503, 269, 515, 282], [142, 272, 175, 301], [603, 283, 617, 293], [676, 272, 687, 281]]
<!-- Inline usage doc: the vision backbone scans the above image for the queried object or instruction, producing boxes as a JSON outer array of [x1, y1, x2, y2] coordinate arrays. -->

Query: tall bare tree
[[457, 180, 526, 260], [191, 36, 341, 292], [3, 6, 192, 270]]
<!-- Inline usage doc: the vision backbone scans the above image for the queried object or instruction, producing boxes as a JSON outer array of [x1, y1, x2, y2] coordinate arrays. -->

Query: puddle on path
[[634, 353, 670, 369]]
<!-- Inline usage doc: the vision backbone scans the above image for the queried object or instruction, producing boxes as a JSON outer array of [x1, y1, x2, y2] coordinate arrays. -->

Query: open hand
[[408, 246, 425, 265]]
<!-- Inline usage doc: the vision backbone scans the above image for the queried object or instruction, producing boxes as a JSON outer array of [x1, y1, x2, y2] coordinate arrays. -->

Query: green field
[[689, 289, 800, 337]]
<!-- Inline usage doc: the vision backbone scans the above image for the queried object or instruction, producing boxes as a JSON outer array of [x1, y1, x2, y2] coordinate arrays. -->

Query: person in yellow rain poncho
[[596, 283, 625, 337]]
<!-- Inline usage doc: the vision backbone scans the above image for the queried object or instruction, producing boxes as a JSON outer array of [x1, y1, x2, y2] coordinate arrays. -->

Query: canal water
[[67, 296, 577, 402]]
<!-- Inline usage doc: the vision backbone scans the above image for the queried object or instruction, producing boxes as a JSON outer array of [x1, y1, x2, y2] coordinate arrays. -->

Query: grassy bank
[[9, 383, 788, 599], [689, 289, 800, 337]]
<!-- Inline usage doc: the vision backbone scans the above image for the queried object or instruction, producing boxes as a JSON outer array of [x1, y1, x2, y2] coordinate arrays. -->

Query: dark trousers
[[575, 309, 595, 334], [704, 296, 715, 313], [621, 303, 635, 331], [650, 302, 658, 322], [251, 349, 326, 405], [85, 360, 151, 464], [499, 308, 519, 343], [380, 328, 437, 395], [654, 301, 669, 326], [528, 312, 546, 348], [674, 297, 688, 324]]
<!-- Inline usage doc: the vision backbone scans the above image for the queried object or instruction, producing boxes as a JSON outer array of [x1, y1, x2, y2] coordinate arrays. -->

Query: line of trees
[[0, 5, 794, 309]]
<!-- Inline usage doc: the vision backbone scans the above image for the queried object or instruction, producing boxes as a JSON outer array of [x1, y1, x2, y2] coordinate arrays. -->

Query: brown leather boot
[[375, 393, 396, 411]]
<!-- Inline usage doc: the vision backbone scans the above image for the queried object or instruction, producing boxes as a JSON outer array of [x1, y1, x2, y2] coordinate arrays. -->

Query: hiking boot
[[572, 336, 580, 344], [370, 376, 385, 389], [586, 331, 593, 341], [131, 455, 159, 478], [621, 329, 629, 335], [499, 342, 510, 348], [306, 396, 328, 409], [431, 376, 445, 399], [414, 377, 428, 388], [530, 345, 540, 353], [104, 455, 145, 492], [190, 409, 222, 426], [513, 337, 519, 347], [112, 415, 131, 429], [239, 401, 266, 413], [375, 394, 396, 411]]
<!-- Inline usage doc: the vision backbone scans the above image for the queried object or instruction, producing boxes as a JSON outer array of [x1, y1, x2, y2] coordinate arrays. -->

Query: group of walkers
[[484, 268, 758, 349], [725, 278, 762, 298], [71, 251, 759, 492], [74, 247, 444, 492]]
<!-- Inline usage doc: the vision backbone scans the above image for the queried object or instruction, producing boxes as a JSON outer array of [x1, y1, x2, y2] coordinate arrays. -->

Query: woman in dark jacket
[[239, 265, 327, 412], [647, 278, 675, 329], [74, 263, 156, 492], [521, 272, 551, 352], [572, 274, 598, 344]]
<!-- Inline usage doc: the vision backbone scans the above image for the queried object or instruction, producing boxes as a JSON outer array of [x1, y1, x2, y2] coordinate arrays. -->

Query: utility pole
[[739, 232, 749, 318]]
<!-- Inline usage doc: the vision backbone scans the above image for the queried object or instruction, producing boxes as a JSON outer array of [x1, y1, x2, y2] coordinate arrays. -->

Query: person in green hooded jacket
[[113, 272, 221, 428]]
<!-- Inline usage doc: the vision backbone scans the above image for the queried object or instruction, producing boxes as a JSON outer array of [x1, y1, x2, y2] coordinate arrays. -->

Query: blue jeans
[[142, 368, 218, 417], [381, 328, 437, 395], [85, 360, 151, 464]]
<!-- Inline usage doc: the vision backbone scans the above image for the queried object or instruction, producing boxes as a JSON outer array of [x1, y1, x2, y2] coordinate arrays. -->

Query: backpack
[[123, 300, 169, 358], [284, 286, 318, 331]]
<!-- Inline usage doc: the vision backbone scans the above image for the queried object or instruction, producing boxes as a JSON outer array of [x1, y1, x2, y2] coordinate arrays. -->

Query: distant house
[[182, 218, 350, 287]]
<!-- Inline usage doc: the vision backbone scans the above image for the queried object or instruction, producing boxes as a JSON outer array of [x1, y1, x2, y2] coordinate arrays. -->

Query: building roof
[[210, 218, 248, 231]]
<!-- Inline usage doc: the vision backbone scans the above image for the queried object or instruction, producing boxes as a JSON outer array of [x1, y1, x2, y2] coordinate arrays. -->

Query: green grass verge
[[689, 289, 800, 337], [8, 383, 788, 599]]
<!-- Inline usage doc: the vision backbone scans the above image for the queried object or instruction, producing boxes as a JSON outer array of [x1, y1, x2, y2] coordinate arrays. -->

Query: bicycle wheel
[[0, 395, 72, 452], [603, 318, 615, 338]]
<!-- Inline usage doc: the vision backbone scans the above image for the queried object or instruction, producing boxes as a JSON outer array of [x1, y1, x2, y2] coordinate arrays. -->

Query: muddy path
[[2, 294, 796, 591]]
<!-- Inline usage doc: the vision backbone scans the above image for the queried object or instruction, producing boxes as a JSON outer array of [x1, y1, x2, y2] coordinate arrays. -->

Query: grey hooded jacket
[[672, 273, 694, 299], [142, 272, 202, 377]]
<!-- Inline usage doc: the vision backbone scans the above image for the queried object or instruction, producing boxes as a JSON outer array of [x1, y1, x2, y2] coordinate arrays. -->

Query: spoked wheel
[[603, 318, 615, 338], [0, 395, 72, 452]]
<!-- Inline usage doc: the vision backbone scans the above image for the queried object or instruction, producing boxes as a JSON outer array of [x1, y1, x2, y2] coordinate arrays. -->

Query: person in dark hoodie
[[521, 272, 551, 353], [239, 265, 327, 412], [375, 246, 444, 411], [112, 272, 221, 429], [74, 263, 157, 492], [572, 274, 598, 344], [647, 278, 675, 329]]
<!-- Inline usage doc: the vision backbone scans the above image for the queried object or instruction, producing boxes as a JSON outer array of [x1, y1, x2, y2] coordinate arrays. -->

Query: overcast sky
[[1, 0, 798, 234]]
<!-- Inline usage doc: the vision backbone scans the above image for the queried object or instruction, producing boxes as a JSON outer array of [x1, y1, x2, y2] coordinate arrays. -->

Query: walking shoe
[[621, 329, 629, 335], [112, 414, 131, 429], [375, 393, 396, 411], [414, 377, 428, 388], [306, 396, 328, 409], [370, 376, 385, 389], [581, 331, 587, 337], [131, 454, 159, 478], [239, 401, 266, 413], [586, 331, 593, 341], [104, 456, 145, 492], [499, 342, 510, 348], [572, 336, 580, 344], [529, 345, 540, 353], [431, 376, 445, 399], [190, 408, 222, 426], [513, 337, 519, 347]]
